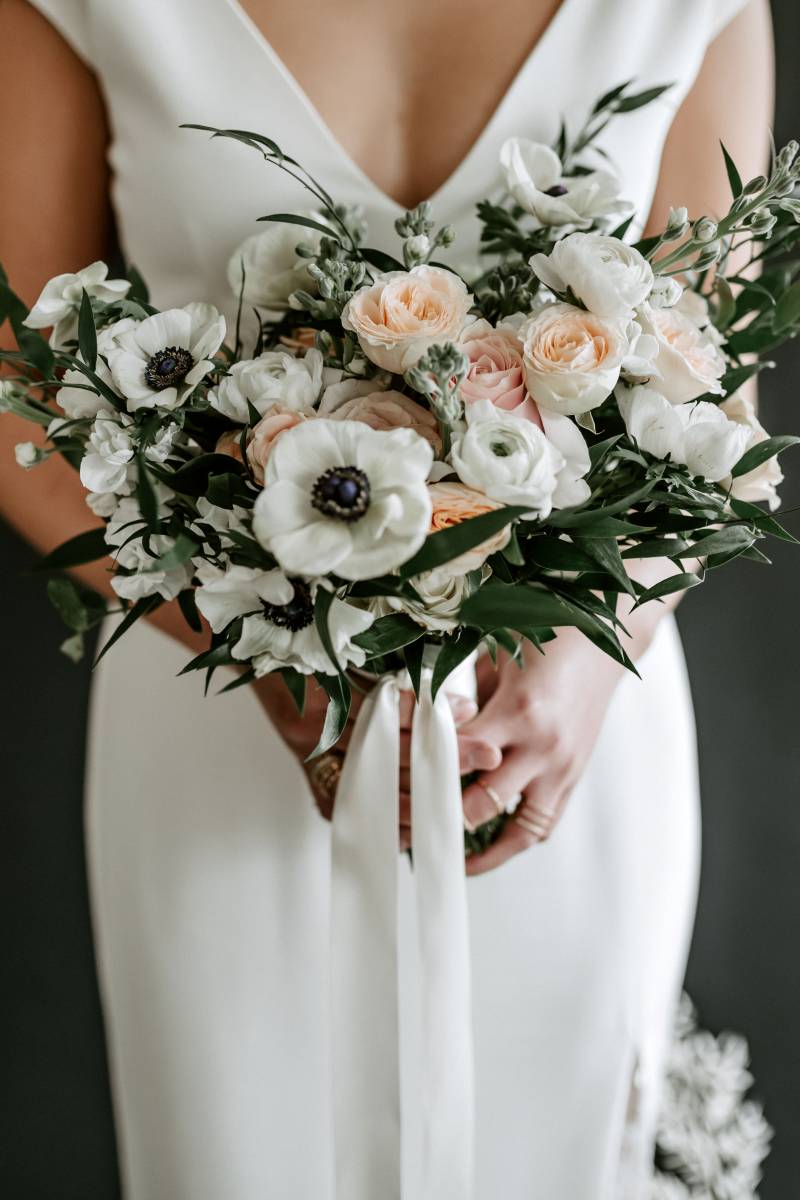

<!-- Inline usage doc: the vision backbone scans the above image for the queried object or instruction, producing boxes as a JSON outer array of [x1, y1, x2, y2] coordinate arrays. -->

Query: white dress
[[28, 2, 747, 1197]]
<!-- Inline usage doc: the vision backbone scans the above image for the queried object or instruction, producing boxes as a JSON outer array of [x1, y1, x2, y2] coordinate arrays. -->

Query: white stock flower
[[227, 216, 328, 314], [253, 419, 433, 580], [520, 301, 634, 415], [341, 265, 473, 374], [619, 386, 751, 482], [208, 349, 324, 422], [108, 303, 226, 411], [105, 497, 190, 603], [191, 496, 250, 541], [80, 411, 136, 494], [23, 261, 131, 348], [449, 399, 563, 518], [638, 301, 726, 404], [14, 441, 41, 468], [722, 392, 783, 511], [500, 138, 628, 229], [195, 562, 373, 676], [530, 233, 654, 319]]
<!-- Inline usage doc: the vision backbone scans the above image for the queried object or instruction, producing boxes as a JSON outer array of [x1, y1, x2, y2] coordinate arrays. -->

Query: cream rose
[[618, 385, 750, 482], [520, 301, 631, 415], [379, 567, 480, 633], [341, 266, 473, 374], [325, 389, 441, 451], [722, 392, 783, 511], [639, 302, 726, 404], [246, 404, 312, 484], [530, 233, 654, 319], [428, 480, 511, 574], [459, 319, 543, 426]]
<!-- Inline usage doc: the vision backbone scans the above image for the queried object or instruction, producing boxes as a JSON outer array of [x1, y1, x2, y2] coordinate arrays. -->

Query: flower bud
[[15, 441, 43, 469], [649, 275, 684, 309], [742, 174, 768, 196], [693, 217, 719, 244]]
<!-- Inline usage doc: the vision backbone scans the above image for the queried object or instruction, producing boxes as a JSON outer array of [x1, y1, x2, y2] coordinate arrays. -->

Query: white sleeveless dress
[[28, 2, 747, 1197]]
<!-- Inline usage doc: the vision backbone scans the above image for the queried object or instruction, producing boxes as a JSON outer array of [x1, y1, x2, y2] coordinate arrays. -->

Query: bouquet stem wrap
[[330, 658, 476, 1199]]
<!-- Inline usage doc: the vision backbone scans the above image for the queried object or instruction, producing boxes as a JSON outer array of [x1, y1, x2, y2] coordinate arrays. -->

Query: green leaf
[[314, 586, 341, 674], [403, 638, 425, 700], [591, 79, 634, 114], [399, 505, 529, 578], [353, 613, 424, 658], [94, 595, 163, 665], [687, 525, 756, 558], [773, 278, 800, 332], [308, 673, 351, 759], [216, 668, 257, 695], [126, 265, 150, 305], [257, 212, 338, 240], [136, 456, 159, 530], [178, 641, 235, 676], [430, 629, 482, 701], [528, 538, 598, 572], [720, 141, 743, 198], [548, 481, 657, 528], [575, 536, 636, 594], [360, 247, 405, 273], [178, 587, 203, 632], [460, 581, 591, 632], [633, 571, 701, 608], [46, 577, 101, 632], [77, 289, 97, 370], [731, 435, 800, 479], [729, 497, 798, 542], [36, 526, 108, 571], [160, 453, 246, 497], [614, 83, 671, 112], [281, 667, 307, 715]]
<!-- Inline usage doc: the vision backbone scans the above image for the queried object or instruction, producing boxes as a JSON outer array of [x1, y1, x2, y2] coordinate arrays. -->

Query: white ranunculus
[[208, 349, 324, 422], [539, 410, 592, 508], [108, 303, 226, 411], [721, 392, 783, 511], [23, 261, 131, 349], [227, 216, 328, 315], [391, 567, 480, 633], [80, 412, 136, 494], [449, 399, 563, 518], [530, 233, 654, 319], [499, 138, 628, 229], [520, 301, 634, 415], [253, 419, 433, 580], [619, 386, 751, 482], [105, 497, 190, 602], [638, 301, 726, 404]]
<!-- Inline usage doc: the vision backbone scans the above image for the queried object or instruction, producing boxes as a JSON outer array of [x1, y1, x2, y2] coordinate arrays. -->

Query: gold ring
[[307, 751, 344, 805], [476, 778, 505, 817], [515, 804, 553, 842]]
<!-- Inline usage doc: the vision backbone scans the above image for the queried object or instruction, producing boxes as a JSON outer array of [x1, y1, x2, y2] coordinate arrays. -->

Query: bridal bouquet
[[3, 84, 800, 839]]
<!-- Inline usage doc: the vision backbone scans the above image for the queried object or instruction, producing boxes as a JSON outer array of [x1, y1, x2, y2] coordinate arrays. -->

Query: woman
[[0, 1, 774, 1197]]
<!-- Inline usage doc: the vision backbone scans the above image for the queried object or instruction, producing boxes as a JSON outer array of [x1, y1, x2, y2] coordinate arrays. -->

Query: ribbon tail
[[412, 673, 475, 1200], [330, 680, 402, 1200]]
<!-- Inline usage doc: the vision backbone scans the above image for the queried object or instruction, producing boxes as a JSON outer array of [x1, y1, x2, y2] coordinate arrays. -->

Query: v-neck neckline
[[222, 0, 579, 214]]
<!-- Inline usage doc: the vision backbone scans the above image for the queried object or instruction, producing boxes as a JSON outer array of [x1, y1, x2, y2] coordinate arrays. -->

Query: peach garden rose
[[520, 301, 631, 416], [341, 265, 473, 374], [327, 389, 441, 451], [427, 480, 511, 574]]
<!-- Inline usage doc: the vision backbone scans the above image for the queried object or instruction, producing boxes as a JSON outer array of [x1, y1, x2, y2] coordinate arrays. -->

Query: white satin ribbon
[[330, 662, 475, 1200]]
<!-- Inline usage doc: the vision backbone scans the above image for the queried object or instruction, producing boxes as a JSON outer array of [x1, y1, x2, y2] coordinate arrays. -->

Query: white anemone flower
[[253, 419, 433, 580], [23, 261, 131, 349], [500, 138, 629, 229], [107, 302, 226, 411], [208, 348, 325, 422], [195, 562, 374, 676]]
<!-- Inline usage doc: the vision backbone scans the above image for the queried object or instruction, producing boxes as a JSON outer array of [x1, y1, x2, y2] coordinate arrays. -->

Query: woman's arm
[[461, 0, 775, 873]]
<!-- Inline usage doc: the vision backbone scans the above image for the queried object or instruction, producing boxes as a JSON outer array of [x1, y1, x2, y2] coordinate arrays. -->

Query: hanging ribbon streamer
[[330, 662, 475, 1200]]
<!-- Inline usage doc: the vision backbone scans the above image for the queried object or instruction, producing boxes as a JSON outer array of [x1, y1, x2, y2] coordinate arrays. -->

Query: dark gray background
[[1, 4, 799, 1196]]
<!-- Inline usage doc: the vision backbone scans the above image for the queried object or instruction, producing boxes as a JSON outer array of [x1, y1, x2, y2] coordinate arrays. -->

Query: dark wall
[[1, 4, 798, 1198]]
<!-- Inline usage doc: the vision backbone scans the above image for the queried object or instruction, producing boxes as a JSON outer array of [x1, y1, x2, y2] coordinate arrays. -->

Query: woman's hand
[[252, 672, 502, 849], [460, 630, 625, 875]]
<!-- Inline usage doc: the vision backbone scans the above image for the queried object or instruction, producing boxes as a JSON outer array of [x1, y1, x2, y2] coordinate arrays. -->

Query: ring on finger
[[307, 751, 344, 806], [475, 777, 506, 817], [514, 801, 554, 842]]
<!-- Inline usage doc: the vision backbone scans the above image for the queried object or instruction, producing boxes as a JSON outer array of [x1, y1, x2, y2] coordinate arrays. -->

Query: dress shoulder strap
[[708, 0, 750, 41]]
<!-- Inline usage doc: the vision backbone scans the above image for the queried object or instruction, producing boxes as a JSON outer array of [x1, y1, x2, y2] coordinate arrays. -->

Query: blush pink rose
[[459, 319, 543, 428], [247, 404, 311, 484], [215, 428, 247, 465], [329, 389, 441, 451]]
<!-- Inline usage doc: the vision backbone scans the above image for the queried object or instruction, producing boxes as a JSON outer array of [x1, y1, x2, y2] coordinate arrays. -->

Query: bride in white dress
[[0, 1, 773, 1197]]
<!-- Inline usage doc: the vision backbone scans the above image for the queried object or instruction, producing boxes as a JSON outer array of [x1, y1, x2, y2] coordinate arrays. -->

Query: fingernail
[[473, 742, 502, 771], [452, 698, 478, 724]]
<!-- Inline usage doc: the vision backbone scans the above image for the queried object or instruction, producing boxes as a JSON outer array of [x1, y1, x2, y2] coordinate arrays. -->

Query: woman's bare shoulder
[[0, 0, 112, 301]]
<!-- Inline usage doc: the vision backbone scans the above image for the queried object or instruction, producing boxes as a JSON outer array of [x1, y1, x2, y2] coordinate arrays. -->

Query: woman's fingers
[[465, 819, 538, 876], [462, 747, 541, 829]]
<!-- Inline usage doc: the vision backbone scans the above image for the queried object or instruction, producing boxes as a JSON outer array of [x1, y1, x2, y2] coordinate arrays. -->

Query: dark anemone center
[[311, 465, 371, 522], [144, 346, 194, 392], [262, 579, 314, 632], [544, 184, 569, 197]]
